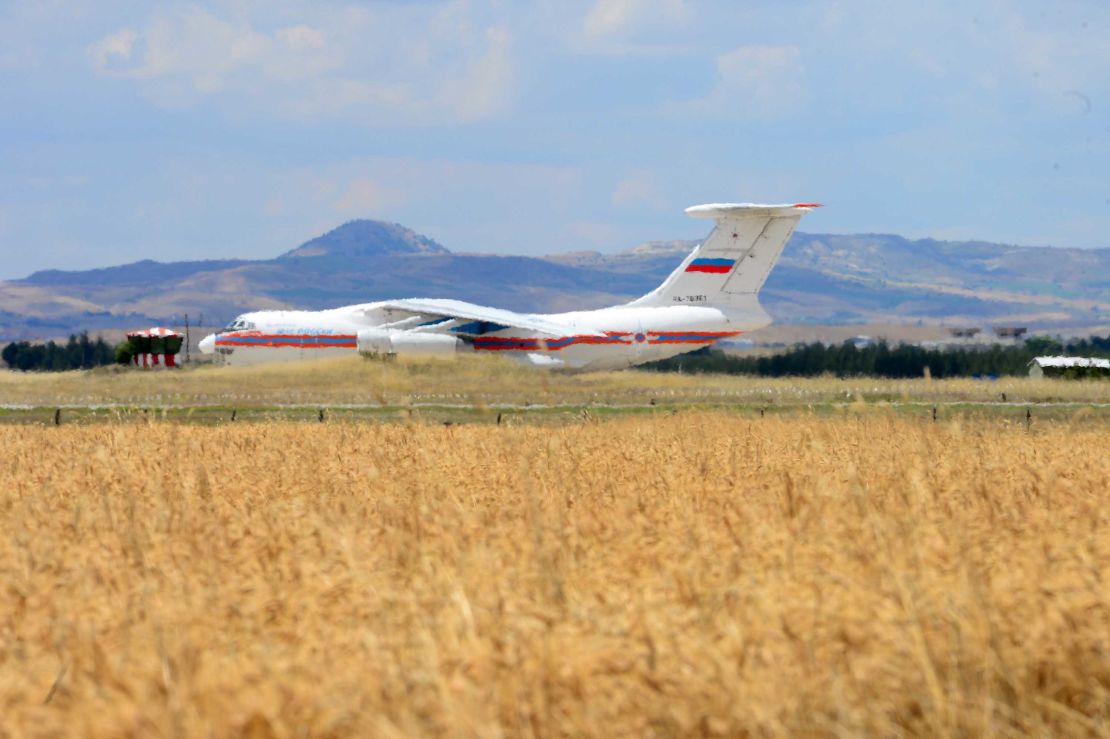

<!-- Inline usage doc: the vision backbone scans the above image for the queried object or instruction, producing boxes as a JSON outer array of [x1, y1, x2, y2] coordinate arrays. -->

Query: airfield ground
[[1, 358, 1108, 736], [0, 354, 1109, 425]]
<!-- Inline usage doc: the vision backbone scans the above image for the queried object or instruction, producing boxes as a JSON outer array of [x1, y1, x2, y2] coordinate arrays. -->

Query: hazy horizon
[[13, 218, 1110, 281]]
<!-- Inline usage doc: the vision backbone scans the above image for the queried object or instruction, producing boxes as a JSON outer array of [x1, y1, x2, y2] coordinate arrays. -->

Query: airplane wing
[[354, 298, 602, 338]]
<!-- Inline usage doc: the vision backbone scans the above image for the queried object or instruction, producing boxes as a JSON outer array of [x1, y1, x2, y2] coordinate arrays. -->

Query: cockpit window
[[223, 318, 255, 331]]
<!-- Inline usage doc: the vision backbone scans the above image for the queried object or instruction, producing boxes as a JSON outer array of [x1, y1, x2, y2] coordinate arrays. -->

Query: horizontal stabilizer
[[685, 202, 821, 220]]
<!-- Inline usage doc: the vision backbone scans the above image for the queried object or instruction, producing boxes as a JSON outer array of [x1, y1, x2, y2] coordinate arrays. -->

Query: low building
[[127, 327, 184, 368], [714, 337, 755, 353], [850, 335, 872, 349], [1028, 356, 1110, 379], [995, 326, 1028, 339]]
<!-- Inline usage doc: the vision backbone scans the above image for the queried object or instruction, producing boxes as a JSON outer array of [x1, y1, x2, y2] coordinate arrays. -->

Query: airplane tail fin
[[628, 202, 819, 309]]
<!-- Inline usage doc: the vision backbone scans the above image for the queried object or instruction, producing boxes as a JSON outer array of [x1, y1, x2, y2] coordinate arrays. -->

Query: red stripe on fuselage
[[217, 340, 358, 348], [645, 331, 740, 337], [648, 339, 715, 345], [221, 332, 357, 340], [217, 330, 741, 352], [471, 330, 741, 351]]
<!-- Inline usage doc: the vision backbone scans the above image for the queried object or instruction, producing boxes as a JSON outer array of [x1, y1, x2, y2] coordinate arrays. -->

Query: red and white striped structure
[[127, 326, 183, 369]]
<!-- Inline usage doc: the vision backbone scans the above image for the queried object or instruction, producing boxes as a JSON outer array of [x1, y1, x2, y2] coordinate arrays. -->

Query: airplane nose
[[198, 333, 217, 354]]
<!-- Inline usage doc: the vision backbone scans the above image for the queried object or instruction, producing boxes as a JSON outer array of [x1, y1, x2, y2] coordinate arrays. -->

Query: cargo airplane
[[198, 202, 819, 370]]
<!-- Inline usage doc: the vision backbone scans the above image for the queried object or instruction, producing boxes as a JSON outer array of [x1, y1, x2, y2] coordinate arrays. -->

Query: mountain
[[1, 219, 1107, 340], [280, 220, 449, 259], [548, 234, 1110, 326]]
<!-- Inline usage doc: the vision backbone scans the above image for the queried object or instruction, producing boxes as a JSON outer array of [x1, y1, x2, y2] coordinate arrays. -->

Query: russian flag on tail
[[685, 258, 735, 274]]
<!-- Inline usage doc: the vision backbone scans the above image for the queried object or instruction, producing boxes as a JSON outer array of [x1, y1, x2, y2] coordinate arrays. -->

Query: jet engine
[[357, 328, 463, 358]]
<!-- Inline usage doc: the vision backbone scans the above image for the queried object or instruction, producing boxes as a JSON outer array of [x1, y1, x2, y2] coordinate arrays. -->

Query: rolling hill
[[1, 219, 1107, 340]]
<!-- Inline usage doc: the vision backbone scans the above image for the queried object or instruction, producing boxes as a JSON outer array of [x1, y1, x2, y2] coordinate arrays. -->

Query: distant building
[[715, 337, 755, 353], [994, 326, 1028, 339], [1028, 356, 1110, 379], [127, 327, 184, 368], [948, 327, 981, 338]]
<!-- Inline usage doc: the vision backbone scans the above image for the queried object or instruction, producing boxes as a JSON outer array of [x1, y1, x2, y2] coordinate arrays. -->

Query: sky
[[1, 0, 1109, 279]]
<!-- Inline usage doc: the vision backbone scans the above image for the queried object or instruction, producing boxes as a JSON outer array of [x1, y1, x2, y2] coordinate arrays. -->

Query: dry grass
[[1, 354, 1108, 409], [1, 413, 1108, 737]]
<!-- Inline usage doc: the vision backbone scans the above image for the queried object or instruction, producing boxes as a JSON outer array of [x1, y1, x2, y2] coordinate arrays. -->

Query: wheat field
[[1, 412, 1108, 737]]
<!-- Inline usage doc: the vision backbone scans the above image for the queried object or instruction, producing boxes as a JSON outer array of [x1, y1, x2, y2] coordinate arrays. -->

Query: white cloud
[[583, 0, 685, 38], [89, 4, 515, 125], [696, 45, 807, 121], [611, 173, 665, 210], [92, 10, 335, 87], [91, 28, 136, 71], [803, 1, 1110, 121], [277, 25, 325, 51], [438, 26, 514, 123], [24, 175, 89, 190], [566, 221, 627, 249], [996, 13, 1110, 110], [332, 179, 401, 215]]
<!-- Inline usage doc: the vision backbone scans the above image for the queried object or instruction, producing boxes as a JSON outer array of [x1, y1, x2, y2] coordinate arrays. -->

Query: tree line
[[4, 330, 1109, 376], [1, 333, 117, 371], [646, 335, 1110, 378]]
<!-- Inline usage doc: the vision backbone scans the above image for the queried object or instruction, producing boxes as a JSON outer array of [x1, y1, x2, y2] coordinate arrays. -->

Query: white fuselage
[[200, 302, 769, 370]]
